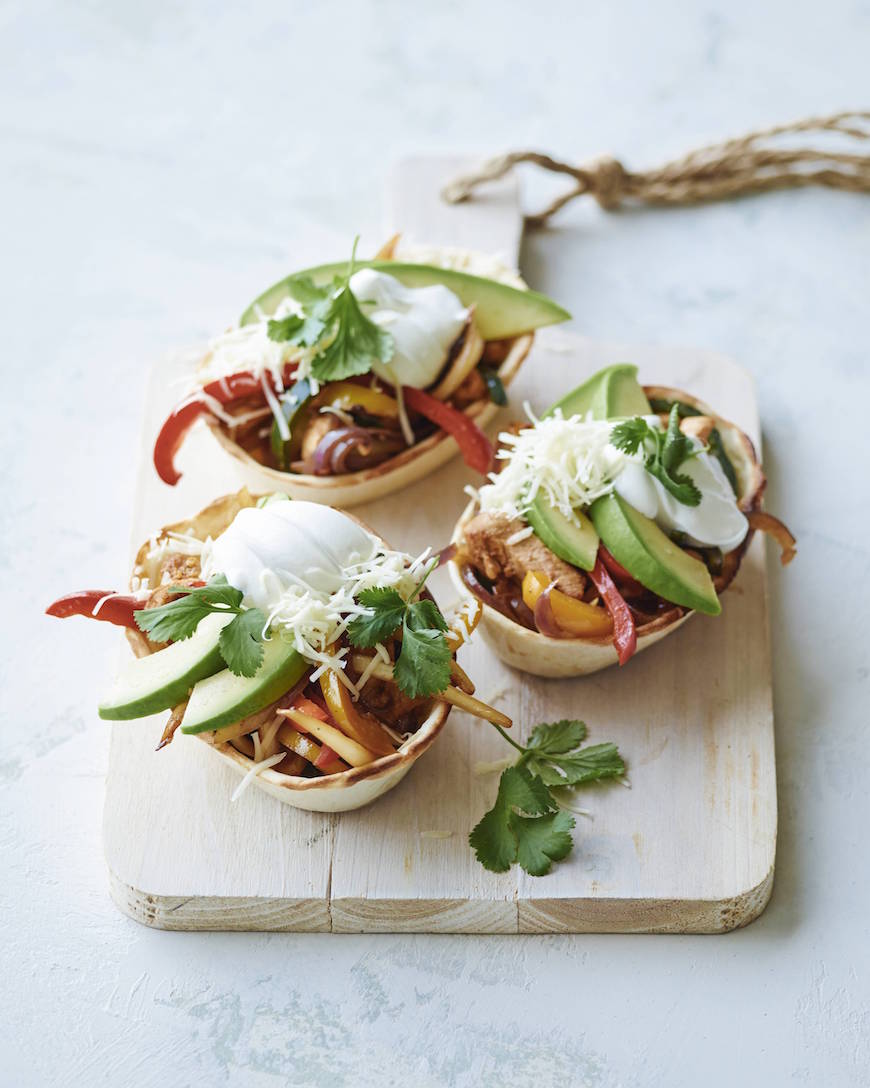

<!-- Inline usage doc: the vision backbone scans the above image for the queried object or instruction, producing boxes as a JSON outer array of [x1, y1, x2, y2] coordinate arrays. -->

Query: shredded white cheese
[[477, 405, 625, 522], [505, 525, 535, 546], [230, 752, 285, 802]]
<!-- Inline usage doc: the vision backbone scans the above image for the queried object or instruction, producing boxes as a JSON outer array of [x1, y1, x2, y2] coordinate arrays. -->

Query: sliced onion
[[746, 511, 797, 566], [532, 583, 566, 638], [304, 426, 405, 476], [436, 543, 457, 566]]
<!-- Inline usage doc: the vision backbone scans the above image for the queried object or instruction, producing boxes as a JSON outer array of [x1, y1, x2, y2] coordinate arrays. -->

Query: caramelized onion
[[532, 583, 565, 638], [746, 511, 797, 565], [458, 561, 532, 631], [304, 426, 404, 476]]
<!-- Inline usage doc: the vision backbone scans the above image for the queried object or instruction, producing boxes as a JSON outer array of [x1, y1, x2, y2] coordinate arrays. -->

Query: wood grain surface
[[102, 157, 776, 933]]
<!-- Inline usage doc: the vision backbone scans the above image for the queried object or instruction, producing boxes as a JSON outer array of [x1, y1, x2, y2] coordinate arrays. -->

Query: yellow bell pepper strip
[[319, 670, 396, 757], [521, 571, 613, 638], [445, 597, 482, 651], [276, 722, 347, 775], [324, 381, 399, 419], [279, 708, 377, 768]]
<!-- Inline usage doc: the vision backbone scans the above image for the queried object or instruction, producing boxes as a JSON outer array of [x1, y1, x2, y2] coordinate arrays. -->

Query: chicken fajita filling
[[453, 366, 795, 666]]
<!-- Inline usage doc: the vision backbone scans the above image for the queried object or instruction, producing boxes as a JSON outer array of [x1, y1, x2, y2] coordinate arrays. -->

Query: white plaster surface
[[2, 2, 869, 1085]]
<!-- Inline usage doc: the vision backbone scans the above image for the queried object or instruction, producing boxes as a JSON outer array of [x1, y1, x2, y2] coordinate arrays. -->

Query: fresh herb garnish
[[469, 719, 625, 876], [267, 238, 394, 383], [646, 399, 738, 497], [347, 562, 451, 699], [610, 404, 702, 507], [135, 576, 267, 678]]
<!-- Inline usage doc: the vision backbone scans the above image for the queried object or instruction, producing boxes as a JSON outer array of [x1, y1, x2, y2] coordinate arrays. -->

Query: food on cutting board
[[153, 237, 569, 505], [448, 364, 796, 677], [46, 490, 509, 812]]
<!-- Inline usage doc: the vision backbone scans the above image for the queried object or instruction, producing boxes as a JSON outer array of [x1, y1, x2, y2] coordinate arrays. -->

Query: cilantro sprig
[[610, 404, 702, 507], [469, 719, 625, 877], [267, 238, 394, 383], [346, 561, 451, 699], [134, 575, 267, 678]]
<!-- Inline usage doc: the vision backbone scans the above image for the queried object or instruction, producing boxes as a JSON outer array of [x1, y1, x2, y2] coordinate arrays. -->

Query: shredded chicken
[[462, 511, 587, 599]]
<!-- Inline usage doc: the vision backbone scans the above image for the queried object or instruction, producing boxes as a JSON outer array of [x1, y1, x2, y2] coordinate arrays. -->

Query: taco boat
[[447, 365, 796, 678], [46, 490, 507, 812], [153, 239, 569, 507]]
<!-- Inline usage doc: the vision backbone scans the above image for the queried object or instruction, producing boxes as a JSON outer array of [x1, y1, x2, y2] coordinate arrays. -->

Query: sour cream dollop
[[348, 269, 468, 389], [478, 410, 749, 554], [202, 500, 377, 614], [613, 425, 748, 552]]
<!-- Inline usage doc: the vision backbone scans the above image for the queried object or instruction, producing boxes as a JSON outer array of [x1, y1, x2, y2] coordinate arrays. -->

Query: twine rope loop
[[442, 112, 870, 226]]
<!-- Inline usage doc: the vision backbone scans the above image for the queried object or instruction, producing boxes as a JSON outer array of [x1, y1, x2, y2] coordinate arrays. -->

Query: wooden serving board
[[104, 159, 776, 933]]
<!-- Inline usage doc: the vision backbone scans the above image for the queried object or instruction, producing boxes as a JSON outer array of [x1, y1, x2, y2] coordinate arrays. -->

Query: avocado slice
[[180, 637, 308, 734], [98, 613, 232, 721], [240, 261, 570, 341], [546, 364, 651, 421], [526, 495, 599, 571], [590, 493, 721, 615]]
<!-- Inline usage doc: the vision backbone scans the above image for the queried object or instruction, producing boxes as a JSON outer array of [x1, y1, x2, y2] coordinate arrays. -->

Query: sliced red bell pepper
[[45, 590, 142, 630], [292, 695, 330, 722], [588, 556, 637, 666], [598, 545, 645, 597], [313, 743, 341, 770], [153, 362, 298, 486], [402, 385, 494, 475]]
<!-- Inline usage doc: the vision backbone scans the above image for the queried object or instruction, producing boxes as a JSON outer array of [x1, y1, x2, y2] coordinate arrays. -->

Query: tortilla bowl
[[202, 333, 532, 508], [128, 489, 451, 811], [447, 386, 766, 678]]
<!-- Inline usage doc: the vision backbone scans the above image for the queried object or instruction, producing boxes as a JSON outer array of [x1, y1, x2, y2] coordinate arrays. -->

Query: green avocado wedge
[[180, 636, 308, 735], [546, 364, 651, 421], [240, 260, 570, 341], [526, 495, 599, 572], [590, 493, 721, 615], [98, 613, 233, 721]]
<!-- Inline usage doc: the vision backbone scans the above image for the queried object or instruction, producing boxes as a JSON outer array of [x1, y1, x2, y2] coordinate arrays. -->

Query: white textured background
[[3, 2, 869, 1085]]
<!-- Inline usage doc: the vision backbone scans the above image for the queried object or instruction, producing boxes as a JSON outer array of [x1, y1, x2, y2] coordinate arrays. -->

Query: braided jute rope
[[442, 111, 870, 226]]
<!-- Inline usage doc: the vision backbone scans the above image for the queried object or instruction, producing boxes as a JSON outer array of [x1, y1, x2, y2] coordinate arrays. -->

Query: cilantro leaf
[[469, 766, 573, 876], [134, 576, 244, 643], [266, 239, 395, 384], [134, 575, 268, 678], [527, 742, 626, 788], [310, 285, 394, 382], [406, 598, 449, 634], [469, 765, 555, 872], [394, 617, 452, 698], [346, 587, 407, 647], [525, 718, 587, 755], [267, 313, 304, 342], [268, 297, 331, 348], [347, 566, 451, 698], [134, 594, 212, 643], [168, 575, 243, 609], [610, 408, 701, 507], [468, 721, 626, 876], [219, 608, 267, 678], [511, 810, 576, 876], [609, 416, 650, 456]]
